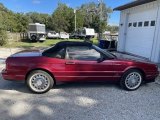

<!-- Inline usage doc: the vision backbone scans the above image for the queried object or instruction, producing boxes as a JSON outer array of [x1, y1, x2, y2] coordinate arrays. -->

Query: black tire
[[31, 35, 37, 41], [39, 40, 44, 43], [26, 70, 54, 94], [120, 69, 143, 91]]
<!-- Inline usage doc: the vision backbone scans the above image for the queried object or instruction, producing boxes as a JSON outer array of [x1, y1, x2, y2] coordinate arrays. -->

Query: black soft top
[[42, 41, 92, 55], [55, 41, 92, 47]]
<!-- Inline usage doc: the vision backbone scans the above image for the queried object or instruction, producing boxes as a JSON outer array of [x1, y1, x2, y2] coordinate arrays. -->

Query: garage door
[[125, 8, 157, 59]]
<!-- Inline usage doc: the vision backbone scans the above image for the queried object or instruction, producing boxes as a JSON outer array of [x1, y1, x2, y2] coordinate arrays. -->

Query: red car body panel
[[1, 41, 159, 83], [2, 51, 158, 83]]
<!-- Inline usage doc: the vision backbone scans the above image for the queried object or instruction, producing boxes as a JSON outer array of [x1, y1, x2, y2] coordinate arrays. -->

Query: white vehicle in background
[[28, 23, 46, 42], [59, 32, 69, 39], [79, 27, 95, 40], [47, 31, 59, 39]]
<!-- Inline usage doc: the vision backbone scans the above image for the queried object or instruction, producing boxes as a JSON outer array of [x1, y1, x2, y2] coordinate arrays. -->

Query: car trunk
[[10, 50, 42, 57]]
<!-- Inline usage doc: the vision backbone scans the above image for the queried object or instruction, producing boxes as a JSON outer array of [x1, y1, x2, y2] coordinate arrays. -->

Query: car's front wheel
[[120, 69, 143, 91], [27, 70, 54, 93]]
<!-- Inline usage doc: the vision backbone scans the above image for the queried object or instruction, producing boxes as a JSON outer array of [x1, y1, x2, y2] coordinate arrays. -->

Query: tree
[[0, 2, 113, 34], [0, 3, 16, 31], [15, 13, 29, 32], [51, 3, 74, 32], [26, 12, 51, 29], [106, 25, 119, 33], [0, 30, 7, 46], [78, 2, 112, 33]]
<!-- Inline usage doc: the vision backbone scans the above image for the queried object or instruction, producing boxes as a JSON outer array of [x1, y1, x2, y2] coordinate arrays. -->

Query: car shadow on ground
[[0, 76, 121, 94], [0, 73, 155, 94], [0, 74, 159, 120], [0, 80, 30, 93], [55, 82, 120, 90]]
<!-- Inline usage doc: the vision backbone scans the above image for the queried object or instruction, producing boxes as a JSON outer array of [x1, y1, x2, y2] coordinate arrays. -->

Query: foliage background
[[0, 2, 117, 33], [0, 2, 119, 46]]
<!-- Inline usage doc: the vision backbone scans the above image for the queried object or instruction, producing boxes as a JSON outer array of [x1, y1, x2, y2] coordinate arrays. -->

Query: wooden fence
[[7, 32, 28, 42]]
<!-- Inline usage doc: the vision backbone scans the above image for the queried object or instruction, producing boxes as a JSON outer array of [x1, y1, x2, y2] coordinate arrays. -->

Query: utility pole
[[98, 0, 103, 39], [99, 0, 103, 21], [74, 9, 77, 31]]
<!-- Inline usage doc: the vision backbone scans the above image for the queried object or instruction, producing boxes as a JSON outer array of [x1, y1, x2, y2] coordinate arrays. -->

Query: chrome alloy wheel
[[29, 73, 50, 92], [125, 72, 142, 90]]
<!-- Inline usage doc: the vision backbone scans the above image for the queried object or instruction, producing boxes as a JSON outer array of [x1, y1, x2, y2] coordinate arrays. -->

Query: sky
[[0, 0, 132, 26]]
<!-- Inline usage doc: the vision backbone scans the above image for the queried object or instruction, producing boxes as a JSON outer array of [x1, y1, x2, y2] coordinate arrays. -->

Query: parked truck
[[79, 27, 95, 40], [28, 23, 46, 42], [70, 27, 95, 40], [59, 32, 69, 39], [47, 31, 59, 39]]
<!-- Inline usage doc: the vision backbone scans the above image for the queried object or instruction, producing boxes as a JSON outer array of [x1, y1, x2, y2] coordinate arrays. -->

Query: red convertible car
[[2, 41, 159, 93]]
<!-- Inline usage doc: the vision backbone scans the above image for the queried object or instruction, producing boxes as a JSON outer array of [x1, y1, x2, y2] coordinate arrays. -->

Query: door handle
[[65, 61, 75, 65]]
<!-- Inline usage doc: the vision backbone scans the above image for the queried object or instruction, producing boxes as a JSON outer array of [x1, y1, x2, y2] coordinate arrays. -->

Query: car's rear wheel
[[120, 69, 143, 91], [27, 70, 54, 93]]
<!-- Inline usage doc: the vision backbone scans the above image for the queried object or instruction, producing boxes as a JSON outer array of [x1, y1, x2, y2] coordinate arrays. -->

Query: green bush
[[0, 30, 8, 46]]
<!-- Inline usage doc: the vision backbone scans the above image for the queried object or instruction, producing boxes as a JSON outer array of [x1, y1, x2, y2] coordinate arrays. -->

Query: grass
[[3, 38, 99, 48], [92, 38, 99, 45]]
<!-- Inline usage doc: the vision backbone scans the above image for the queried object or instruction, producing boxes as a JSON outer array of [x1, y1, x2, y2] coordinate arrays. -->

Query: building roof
[[114, 0, 156, 11]]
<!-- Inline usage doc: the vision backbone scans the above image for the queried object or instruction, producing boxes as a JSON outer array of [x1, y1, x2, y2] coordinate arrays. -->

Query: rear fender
[[25, 66, 55, 81]]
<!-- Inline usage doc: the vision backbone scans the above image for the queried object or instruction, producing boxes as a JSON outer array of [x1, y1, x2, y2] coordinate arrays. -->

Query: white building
[[114, 0, 160, 63]]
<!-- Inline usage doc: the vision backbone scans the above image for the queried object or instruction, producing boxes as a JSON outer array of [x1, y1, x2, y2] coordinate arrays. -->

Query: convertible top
[[55, 41, 92, 47], [43, 41, 92, 55]]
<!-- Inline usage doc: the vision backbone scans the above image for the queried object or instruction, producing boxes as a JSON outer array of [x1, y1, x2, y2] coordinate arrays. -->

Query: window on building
[[150, 21, 155, 26], [133, 22, 137, 27], [138, 22, 143, 27], [128, 23, 132, 27], [144, 21, 149, 27]]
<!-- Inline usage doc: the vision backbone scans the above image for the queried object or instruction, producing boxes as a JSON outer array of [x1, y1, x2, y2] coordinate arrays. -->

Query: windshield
[[93, 45, 116, 59]]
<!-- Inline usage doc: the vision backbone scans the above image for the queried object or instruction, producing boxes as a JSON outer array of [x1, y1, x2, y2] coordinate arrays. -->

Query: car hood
[[10, 50, 42, 57], [113, 52, 152, 64]]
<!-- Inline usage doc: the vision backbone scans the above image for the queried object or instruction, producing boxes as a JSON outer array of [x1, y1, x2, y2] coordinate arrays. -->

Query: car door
[[64, 46, 116, 81]]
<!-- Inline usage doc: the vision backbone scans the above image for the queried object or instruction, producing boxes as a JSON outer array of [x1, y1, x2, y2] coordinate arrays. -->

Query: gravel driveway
[[0, 68, 160, 120], [0, 48, 160, 120]]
